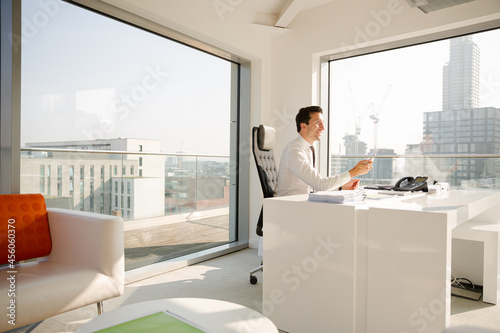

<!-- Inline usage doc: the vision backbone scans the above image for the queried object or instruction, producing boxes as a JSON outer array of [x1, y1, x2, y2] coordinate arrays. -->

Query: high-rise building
[[423, 107, 500, 184], [412, 36, 500, 188], [343, 134, 367, 156], [442, 36, 480, 111], [22, 138, 165, 220]]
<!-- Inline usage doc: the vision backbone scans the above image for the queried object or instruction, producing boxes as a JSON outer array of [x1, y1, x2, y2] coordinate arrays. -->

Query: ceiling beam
[[274, 0, 308, 28]]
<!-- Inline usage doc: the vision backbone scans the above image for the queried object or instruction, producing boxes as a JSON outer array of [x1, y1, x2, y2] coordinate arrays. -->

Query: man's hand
[[349, 159, 373, 177], [342, 178, 360, 190]]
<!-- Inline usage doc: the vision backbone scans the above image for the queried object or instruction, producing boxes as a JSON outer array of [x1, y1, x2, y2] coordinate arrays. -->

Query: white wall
[[100, 0, 500, 248]]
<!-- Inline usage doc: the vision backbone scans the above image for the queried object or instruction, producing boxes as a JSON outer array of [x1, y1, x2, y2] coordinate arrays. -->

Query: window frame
[[319, 23, 500, 178]]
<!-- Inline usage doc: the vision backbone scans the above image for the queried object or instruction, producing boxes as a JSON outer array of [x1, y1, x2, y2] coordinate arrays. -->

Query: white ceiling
[[254, 0, 337, 28], [243, 0, 480, 28]]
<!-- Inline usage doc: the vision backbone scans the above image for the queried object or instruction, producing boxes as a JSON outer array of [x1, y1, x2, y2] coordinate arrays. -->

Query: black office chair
[[250, 124, 278, 284]]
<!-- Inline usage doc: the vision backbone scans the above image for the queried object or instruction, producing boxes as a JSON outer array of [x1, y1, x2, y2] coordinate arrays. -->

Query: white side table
[[76, 298, 278, 333]]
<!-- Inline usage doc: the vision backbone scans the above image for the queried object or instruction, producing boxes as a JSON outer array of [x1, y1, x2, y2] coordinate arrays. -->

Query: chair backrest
[[252, 125, 278, 236], [0, 194, 52, 265]]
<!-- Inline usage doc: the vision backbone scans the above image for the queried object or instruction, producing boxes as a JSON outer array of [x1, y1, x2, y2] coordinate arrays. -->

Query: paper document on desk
[[308, 189, 367, 203]]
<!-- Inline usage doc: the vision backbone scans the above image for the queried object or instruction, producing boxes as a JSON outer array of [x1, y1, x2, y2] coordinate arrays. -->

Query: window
[[46, 166, 51, 195], [329, 29, 500, 187], [80, 165, 84, 210], [57, 165, 62, 196], [18, 0, 240, 272], [39, 166, 45, 193], [90, 180, 94, 211], [70, 165, 74, 195]]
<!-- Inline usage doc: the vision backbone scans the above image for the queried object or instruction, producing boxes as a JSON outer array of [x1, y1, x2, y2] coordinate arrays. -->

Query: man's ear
[[299, 122, 307, 132]]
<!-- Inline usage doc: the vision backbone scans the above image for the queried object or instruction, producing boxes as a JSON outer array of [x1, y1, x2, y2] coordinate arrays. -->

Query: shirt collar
[[296, 134, 314, 149]]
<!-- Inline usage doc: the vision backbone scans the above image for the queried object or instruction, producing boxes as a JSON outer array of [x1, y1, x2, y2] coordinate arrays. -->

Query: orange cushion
[[0, 194, 52, 265]]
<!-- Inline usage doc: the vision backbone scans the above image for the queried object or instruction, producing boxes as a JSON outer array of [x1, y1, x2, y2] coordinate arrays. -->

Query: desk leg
[[366, 208, 452, 333]]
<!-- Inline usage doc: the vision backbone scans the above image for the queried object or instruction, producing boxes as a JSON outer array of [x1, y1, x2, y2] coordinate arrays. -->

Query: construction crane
[[369, 84, 391, 151], [348, 82, 371, 155], [349, 82, 370, 137]]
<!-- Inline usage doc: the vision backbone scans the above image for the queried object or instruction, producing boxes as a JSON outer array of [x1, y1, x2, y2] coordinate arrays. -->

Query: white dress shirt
[[275, 135, 351, 197]]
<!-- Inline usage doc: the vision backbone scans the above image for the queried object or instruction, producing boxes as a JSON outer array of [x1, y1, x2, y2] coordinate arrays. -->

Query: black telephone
[[393, 176, 429, 192]]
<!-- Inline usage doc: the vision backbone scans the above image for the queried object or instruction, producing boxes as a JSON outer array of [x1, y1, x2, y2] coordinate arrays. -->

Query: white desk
[[76, 298, 279, 333], [263, 190, 500, 333]]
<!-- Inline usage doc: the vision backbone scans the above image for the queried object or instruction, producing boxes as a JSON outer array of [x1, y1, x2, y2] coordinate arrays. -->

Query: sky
[[329, 29, 500, 156], [21, 0, 232, 155]]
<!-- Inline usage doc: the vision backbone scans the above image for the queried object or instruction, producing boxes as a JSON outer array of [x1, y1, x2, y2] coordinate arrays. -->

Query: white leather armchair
[[0, 207, 124, 331]]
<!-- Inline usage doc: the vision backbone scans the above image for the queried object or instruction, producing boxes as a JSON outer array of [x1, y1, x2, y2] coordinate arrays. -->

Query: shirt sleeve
[[286, 146, 351, 191]]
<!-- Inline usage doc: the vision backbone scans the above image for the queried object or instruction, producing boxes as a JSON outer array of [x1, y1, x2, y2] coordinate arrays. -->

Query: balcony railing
[[331, 154, 500, 190], [20, 148, 233, 271]]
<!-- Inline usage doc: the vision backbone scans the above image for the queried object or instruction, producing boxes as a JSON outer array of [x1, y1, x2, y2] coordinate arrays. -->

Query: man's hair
[[295, 106, 323, 133]]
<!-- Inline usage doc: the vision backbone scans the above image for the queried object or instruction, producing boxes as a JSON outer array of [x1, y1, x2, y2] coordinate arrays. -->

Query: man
[[275, 106, 373, 197]]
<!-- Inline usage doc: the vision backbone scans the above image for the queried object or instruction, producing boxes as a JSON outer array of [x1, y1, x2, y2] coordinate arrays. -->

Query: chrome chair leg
[[97, 301, 104, 315], [250, 261, 263, 285]]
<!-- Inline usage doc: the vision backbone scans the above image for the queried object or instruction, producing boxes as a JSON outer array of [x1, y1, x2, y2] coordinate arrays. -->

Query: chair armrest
[[45, 208, 124, 290]]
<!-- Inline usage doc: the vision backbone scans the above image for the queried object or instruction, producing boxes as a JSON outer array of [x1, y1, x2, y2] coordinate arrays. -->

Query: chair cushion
[[258, 125, 276, 151], [0, 261, 121, 331], [0, 194, 52, 264]]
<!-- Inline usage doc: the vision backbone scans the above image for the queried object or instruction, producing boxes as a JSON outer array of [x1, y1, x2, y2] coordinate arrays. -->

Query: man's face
[[301, 112, 325, 143]]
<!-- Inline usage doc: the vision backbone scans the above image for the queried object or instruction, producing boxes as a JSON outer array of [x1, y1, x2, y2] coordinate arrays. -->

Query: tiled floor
[[10, 248, 500, 332]]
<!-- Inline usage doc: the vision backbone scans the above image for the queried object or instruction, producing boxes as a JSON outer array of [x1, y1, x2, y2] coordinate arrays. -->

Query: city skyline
[[330, 28, 500, 156]]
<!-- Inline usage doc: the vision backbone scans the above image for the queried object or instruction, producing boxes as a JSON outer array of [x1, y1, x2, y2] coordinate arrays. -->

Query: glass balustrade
[[21, 148, 232, 271], [331, 154, 500, 191]]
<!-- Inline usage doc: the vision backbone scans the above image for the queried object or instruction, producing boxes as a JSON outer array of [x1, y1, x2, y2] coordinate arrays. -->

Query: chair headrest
[[258, 125, 276, 151]]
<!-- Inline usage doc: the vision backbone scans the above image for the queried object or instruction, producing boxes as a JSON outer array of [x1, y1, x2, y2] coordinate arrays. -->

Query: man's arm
[[286, 147, 351, 191]]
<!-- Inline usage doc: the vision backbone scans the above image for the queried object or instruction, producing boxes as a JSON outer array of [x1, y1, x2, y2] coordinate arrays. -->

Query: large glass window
[[20, 0, 238, 270], [329, 29, 500, 189]]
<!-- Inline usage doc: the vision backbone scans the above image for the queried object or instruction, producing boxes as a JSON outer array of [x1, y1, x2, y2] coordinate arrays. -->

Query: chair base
[[250, 262, 263, 285]]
